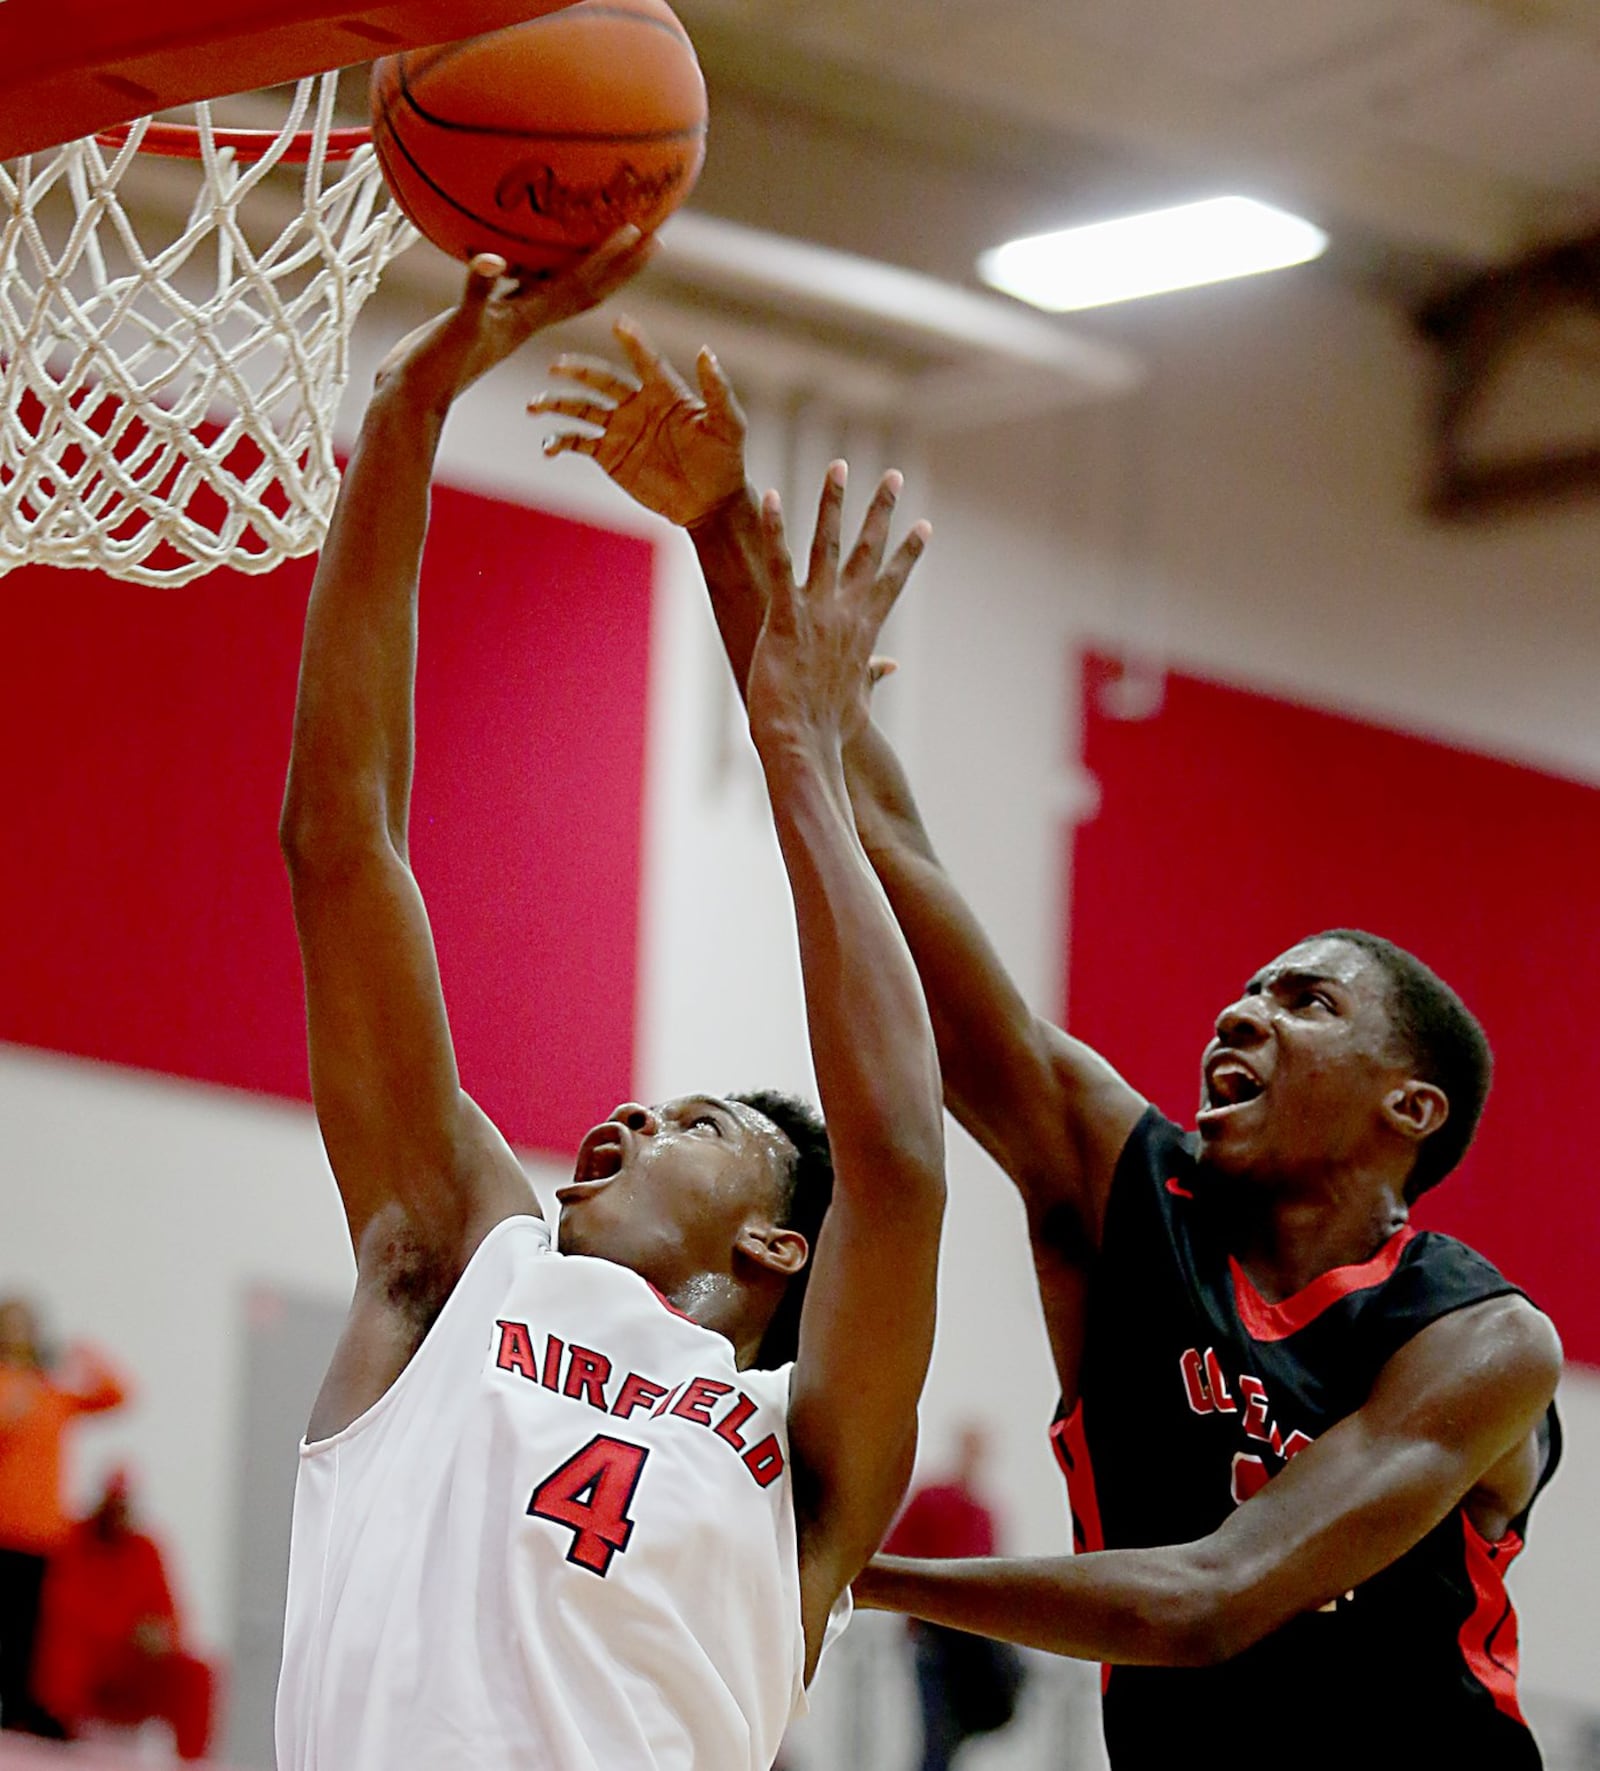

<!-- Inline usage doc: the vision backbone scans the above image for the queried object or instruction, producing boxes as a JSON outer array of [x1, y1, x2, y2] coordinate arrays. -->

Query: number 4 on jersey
[[528, 1435, 650, 1576]]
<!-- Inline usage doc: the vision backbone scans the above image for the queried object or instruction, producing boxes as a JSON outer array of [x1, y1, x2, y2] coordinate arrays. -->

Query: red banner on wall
[[0, 484, 653, 1160], [1070, 649, 1600, 1365]]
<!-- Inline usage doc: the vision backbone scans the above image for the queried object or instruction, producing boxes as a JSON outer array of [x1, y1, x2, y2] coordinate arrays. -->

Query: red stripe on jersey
[[647, 1284, 698, 1324], [1049, 1404, 1105, 1555], [1458, 1514, 1528, 1724], [1229, 1225, 1417, 1342], [1049, 1404, 1111, 1696]]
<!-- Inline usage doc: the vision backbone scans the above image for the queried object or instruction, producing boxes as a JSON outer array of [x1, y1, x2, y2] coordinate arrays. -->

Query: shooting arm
[[281, 268, 549, 1266], [857, 1295, 1562, 1665], [280, 380, 532, 1263], [282, 241, 653, 1268]]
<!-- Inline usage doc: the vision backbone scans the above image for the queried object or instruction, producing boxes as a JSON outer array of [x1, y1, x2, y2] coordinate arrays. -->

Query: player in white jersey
[[274, 230, 946, 1771]]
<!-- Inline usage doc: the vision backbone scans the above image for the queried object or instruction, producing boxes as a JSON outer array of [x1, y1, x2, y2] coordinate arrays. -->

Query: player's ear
[[737, 1224, 808, 1278], [1383, 1079, 1448, 1146]]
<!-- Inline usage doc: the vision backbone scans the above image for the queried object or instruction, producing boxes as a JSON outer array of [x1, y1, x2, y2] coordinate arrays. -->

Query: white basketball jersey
[[276, 1214, 845, 1771]]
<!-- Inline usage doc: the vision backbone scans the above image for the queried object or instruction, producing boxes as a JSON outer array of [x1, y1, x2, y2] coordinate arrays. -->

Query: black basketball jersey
[[1051, 1108, 1561, 1770]]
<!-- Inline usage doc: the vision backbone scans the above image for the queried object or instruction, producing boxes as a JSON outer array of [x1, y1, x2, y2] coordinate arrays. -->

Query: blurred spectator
[[0, 1295, 128, 1736], [885, 1425, 1024, 1771], [33, 1468, 216, 1760]]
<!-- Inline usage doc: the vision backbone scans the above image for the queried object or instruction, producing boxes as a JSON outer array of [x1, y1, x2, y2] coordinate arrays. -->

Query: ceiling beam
[[1418, 228, 1600, 516], [676, 6, 1546, 267]]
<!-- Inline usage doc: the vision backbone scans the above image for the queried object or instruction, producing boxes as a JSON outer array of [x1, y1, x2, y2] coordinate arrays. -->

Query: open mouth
[[1201, 1058, 1266, 1117], [557, 1123, 627, 1204]]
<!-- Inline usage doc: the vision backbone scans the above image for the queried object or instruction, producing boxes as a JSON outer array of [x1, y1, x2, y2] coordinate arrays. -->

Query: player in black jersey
[[533, 327, 1566, 1769]]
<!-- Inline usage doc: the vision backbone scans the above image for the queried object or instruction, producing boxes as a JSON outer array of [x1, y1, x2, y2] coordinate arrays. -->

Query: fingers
[[542, 354, 639, 402], [455, 253, 507, 324], [537, 226, 657, 320], [541, 430, 599, 461], [807, 461, 847, 592], [833, 468, 929, 633], [870, 519, 932, 631], [758, 490, 801, 637], [580, 225, 650, 286], [526, 392, 616, 428], [696, 348, 747, 435], [590, 230, 660, 303], [612, 317, 693, 398], [843, 468, 903, 587], [529, 351, 638, 450]]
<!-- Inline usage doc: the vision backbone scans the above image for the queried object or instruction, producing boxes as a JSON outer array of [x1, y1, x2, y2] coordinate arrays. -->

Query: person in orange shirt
[[32, 1468, 216, 1759], [0, 1296, 128, 1735]]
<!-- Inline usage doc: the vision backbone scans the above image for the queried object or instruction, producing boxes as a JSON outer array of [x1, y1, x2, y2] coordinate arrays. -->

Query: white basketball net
[[0, 74, 417, 586]]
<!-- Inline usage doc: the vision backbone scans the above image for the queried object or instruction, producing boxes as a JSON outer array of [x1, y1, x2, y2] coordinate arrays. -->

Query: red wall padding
[[0, 484, 653, 1159], [1071, 649, 1600, 1365]]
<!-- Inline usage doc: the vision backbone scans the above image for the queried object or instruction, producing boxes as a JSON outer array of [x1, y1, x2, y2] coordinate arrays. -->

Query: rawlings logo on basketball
[[370, 0, 707, 278], [492, 159, 692, 232]]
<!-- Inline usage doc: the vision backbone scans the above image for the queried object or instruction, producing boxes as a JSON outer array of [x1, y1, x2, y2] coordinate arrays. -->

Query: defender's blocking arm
[[533, 330, 1143, 1383], [855, 1294, 1561, 1666], [742, 466, 946, 1677]]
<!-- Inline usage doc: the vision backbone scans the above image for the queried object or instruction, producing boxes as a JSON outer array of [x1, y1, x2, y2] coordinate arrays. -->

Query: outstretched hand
[[373, 229, 657, 414], [747, 462, 930, 761], [530, 320, 747, 527]]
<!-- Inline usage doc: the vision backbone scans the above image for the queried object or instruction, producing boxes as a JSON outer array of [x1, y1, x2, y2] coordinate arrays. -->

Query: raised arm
[[742, 465, 946, 1672], [737, 472, 1143, 1242], [533, 332, 1145, 1403], [855, 1295, 1562, 1665], [281, 240, 653, 1281]]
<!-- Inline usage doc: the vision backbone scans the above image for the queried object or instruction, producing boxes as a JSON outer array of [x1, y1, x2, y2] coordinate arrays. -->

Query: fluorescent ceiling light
[[977, 196, 1328, 312]]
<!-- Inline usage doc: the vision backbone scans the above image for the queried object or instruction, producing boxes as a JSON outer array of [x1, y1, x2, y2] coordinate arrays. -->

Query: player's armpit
[[855, 1294, 1562, 1669]]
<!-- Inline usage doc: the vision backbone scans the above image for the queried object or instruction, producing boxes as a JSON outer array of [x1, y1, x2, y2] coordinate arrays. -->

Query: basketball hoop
[[0, 73, 417, 586]]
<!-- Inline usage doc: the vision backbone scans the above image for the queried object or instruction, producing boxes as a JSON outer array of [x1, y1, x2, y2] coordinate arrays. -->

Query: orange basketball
[[370, 0, 706, 278]]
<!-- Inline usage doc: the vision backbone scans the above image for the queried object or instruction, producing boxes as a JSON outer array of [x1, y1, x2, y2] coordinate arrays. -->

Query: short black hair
[[729, 1090, 834, 1368], [1315, 929, 1493, 1200]]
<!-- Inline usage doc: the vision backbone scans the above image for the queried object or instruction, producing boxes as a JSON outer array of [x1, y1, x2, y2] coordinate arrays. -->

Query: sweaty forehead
[[1248, 937, 1385, 996], [729, 1102, 798, 1170], [660, 1094, 791, 1153]]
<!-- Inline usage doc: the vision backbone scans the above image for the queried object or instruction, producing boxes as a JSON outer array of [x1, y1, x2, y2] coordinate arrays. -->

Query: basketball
[[369, 0, 707, 279]]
